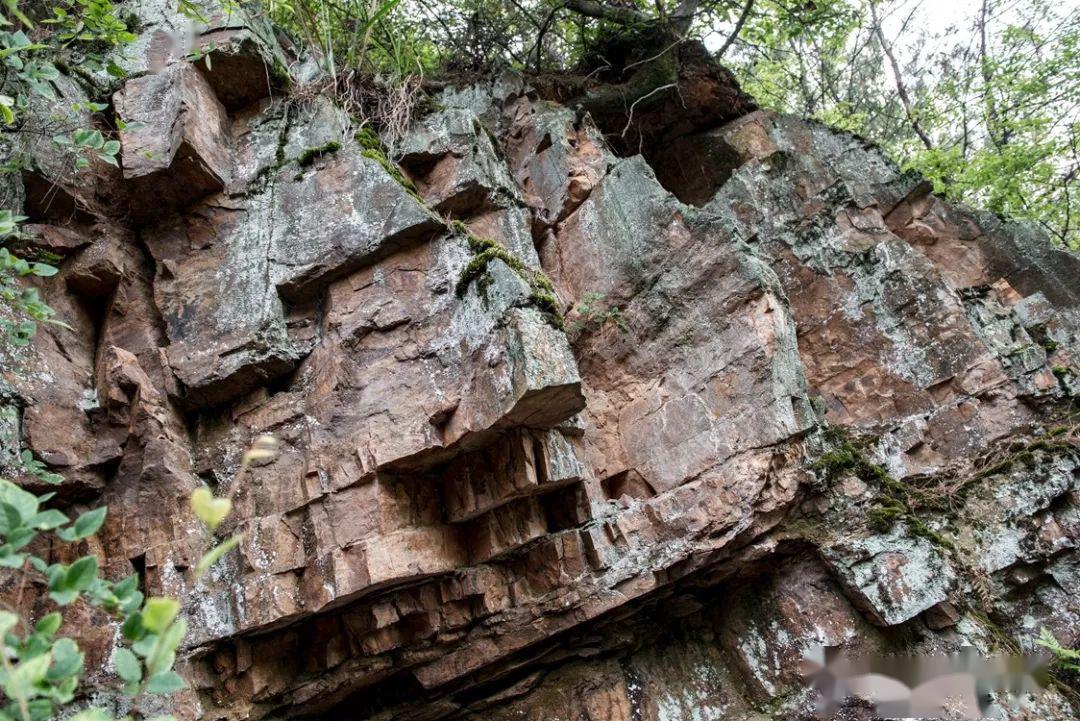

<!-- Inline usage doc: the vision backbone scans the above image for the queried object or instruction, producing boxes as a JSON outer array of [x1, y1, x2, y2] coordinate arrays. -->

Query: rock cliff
[[2, 6, 1079, 720]]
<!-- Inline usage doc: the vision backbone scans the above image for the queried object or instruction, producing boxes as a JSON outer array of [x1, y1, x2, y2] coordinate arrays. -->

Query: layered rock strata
[[2, 9, 1079, 721]]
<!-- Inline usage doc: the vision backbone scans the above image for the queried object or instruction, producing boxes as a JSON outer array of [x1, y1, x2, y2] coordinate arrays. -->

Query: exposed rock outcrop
[[2, 10, 1079, 721]]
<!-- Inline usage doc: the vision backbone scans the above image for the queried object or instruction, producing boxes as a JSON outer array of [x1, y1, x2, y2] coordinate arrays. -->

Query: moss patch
[[976, 436, 1077, 479], [451, 224, 564, 330], [360, 148, 422, 200], [354, 127, 422, 200], [814, 427, 955, 549], [296, 140, 342, 167], [354, 126, 383, 152]]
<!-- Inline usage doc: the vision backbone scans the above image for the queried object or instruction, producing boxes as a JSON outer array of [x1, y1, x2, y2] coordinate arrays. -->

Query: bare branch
[[563, 0, 650, 25], [870, 0, 934, 150], [716, 0, 754, 58]]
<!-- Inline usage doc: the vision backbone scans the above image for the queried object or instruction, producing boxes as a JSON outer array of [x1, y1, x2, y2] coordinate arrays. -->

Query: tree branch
[[670, 0, 702, 34], [563, 0, 650, 25], [716, 0, 754, 58], [870, 1, 934, 150]]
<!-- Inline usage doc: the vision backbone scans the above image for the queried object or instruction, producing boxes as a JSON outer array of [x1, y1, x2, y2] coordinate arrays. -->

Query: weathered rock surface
[[2, 15, 1080, 721]]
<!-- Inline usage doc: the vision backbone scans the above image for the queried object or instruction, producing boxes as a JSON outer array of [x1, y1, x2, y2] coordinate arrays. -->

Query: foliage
[[1037, 628, 1080, 672], [263, 0, 413, 76], [724, 0, 1080, 249], [0, 434, 266, 721], [0, 214, 62, 347], [0, 10, 268, 713], [0, 441, 266, 720], [0, 0, 138, 349], [0, 473, 163, 720], [566, 292, 627, 338], [897, 3, 1080, 249], [283, 0, 1076, 249], [0, 0, 132, 140], [243, 0, 1079, 249]]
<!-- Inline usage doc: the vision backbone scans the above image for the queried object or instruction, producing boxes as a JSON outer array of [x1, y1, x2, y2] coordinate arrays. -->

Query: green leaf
[[194, 534, 240, 578], [0, 548, 27, 571], [71, 128, 104, 148], [145, 616, 185, 679], [5, 652, 52, 699], [0, 610, 18, 636], [131, 632, 157, 657], [113, 573, 138, 597], [0, 479, 40, 531], [0, 502, 24, 535], [157, 617, 186, 658], [112, 647, 141, 683], [190, 487, 231, 531], [49, 588, 76, 607], [57, 506, 106, 542], [145, 670, 186, 694], [3, 3, 34, 28], [28, 262, 56, 277], [119, 588, 143, 615], [67, 554, 98, 588], [120, 612, 144, 642], [51, 555, 98, 605], [5, 525, 34, 551], [25, 697, 55, 719], [34, 612, 61, 637], [141, 597, 179, 634], [0, 44, 45, 60], [32, 62, 59, 81], [46, 638, 83, 680], [24, 78, 56, 101], [27, 509, 67, 530]]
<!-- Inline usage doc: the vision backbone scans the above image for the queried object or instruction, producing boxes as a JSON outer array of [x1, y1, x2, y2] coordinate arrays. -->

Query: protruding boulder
[[145, 140, 442, 409], [114, 64, 233, 220], [820, 526, 957, 627]]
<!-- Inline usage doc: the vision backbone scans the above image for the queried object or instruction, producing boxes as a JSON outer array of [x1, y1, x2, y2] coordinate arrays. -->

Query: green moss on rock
[[352, 127, 423, 201], [354, 126, 383, 152], [296, 140, 342, 167], [360, 148, 421, 197], [815, 426, 955, 549], [451, 224, 564, 330]]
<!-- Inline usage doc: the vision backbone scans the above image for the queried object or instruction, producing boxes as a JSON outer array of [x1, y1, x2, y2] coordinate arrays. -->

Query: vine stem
[[0, 638, 32, 721], [2, 558, 33, 721]]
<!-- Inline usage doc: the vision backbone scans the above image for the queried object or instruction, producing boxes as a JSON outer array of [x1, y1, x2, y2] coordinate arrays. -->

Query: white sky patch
[[702, 0, 1080, 55]]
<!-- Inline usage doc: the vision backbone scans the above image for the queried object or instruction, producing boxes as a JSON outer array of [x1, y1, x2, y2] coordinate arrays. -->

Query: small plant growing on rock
[[1038, 628, 1080, 672], [0, 217, 65, 347], [566, 292, 628, 339], [812, 426, 955, 549], [0, 434, 273, 720], [450, 222, 565, 329]]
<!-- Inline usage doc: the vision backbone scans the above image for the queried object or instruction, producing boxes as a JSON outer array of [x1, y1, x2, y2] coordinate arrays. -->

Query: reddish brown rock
[[114, 64, 234, 220], [4, 39, 1080, 721]]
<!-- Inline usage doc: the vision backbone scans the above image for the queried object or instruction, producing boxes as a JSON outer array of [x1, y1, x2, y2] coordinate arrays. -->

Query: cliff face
[[2, 7, 1080, 721]]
